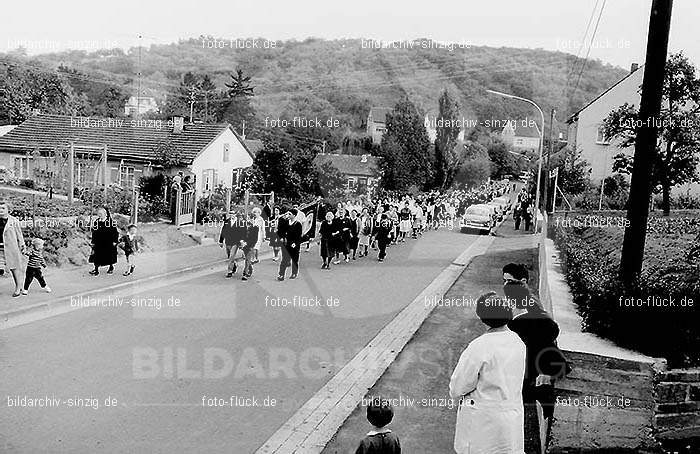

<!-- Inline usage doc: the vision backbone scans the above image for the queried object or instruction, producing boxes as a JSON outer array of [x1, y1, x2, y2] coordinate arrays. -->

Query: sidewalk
[[322, 220, 540, 453]]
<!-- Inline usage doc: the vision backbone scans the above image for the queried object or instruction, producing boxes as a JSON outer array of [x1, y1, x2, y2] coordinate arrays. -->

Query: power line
[[570, 0, 608, 99]]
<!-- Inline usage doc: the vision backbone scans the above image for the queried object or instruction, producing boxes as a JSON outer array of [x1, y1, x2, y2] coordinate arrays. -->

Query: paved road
[[1, 227, 478, 453]]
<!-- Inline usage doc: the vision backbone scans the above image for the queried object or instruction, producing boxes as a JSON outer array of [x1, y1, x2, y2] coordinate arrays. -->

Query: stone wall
[[655, 369, 700, 442]]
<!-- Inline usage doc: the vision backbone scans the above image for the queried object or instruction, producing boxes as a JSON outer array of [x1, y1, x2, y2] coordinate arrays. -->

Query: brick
[[689, 384, 700, 401], [655, 412, 700, 429], [656, 383, 689, 403], [657, 401, 700, 414], [662, 369, 700, 383]]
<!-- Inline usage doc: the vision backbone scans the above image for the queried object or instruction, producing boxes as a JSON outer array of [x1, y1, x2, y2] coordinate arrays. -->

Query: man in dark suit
[[219, 211, 246, 278], [278, 209, 302, 281]]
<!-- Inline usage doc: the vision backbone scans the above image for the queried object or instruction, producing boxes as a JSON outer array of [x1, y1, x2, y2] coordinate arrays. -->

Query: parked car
[[460, 204, 497, 234]]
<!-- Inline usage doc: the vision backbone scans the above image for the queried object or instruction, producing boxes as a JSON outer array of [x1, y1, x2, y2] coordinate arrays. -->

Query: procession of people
[[217, 179, 516, 281]]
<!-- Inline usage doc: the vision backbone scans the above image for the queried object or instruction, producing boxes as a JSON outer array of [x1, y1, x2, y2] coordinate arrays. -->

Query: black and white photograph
[[0, 0, 698, 452]]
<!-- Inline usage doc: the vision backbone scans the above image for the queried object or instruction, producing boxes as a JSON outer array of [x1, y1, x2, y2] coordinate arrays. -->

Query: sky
[[0, 0, 696, 70]]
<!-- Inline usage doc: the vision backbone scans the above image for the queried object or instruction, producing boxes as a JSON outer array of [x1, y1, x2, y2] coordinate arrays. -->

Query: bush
[[551, 215, 700, 368], [2, 189, 91, 219], [78, 186, 134, 216], [18, 179, 35, 189]]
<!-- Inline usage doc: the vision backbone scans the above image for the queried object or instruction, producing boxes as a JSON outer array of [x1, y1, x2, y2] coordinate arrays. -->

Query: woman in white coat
[[0, 197, 26, 297], [449, 292, 526, 454]]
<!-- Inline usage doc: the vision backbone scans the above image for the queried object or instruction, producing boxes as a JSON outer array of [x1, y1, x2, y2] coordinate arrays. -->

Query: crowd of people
[[216, 179, 517, 281]]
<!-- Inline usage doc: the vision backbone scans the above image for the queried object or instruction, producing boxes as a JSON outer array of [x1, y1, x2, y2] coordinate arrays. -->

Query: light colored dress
[[449, 329, 526, 454]]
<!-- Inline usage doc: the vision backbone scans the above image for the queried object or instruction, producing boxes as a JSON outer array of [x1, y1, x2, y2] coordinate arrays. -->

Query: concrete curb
[[255, 234, 496, 454]]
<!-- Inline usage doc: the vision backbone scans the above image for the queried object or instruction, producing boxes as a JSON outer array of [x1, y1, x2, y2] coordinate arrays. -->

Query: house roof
[[567, 65, 645, 124], [313, 152, 379, 177], [368, 107, 392, 124], [0, 113, 253, 164], [0, 125, 17, 136], [244, 139, 264, 157]]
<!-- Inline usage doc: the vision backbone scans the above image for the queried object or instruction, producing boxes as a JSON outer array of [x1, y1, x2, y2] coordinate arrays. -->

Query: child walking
[[22, 238, 51, 295], [355, 397, 401, 454], [119, 224, 140, 276]]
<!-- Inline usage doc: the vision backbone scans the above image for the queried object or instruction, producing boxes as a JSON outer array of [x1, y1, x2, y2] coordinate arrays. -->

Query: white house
[[566, 64, 643, 182], [501, 121, 541, 151], [0, 114, 254, 196]]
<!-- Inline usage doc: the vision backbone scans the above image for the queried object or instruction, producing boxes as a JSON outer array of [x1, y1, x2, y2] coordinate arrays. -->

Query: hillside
[[2, 37, 629, 139]]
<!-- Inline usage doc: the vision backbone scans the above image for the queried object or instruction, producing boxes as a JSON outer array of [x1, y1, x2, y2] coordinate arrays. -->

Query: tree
[[199, 74, 217, 123], [433, 89, 462, 189], [486, 139, 519, 179], [0, 64, 77, 123], [603, 52, 700, 216], [315, 160, 347, 197], [558, 146, 591, 195], [153, 139, 182, 169], [454, 141, 491, 188], [218, 69, 257, 131], [378, 97, 432, 190]]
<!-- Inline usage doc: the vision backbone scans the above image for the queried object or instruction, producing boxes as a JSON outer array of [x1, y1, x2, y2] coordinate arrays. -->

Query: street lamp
[[486, 89, 545, 231]]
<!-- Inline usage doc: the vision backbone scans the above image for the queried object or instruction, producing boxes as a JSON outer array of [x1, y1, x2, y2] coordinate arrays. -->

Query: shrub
[[18, 179, 36, 189], [551, 215, 700, 368]]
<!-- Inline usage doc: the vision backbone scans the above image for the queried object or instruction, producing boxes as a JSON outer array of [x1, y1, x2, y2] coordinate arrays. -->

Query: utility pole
[[189, 87, 195, 124], [620, 0, 673, 285], [543, 108, 555, 213], [137, 34, 142, 119]]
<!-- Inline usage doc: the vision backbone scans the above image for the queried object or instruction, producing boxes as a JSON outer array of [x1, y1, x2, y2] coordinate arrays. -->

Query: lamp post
[[486, 89, 545, 230]]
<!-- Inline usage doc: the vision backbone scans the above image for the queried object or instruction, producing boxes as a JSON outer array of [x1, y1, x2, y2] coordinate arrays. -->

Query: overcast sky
[[0, 0, 696, 70]]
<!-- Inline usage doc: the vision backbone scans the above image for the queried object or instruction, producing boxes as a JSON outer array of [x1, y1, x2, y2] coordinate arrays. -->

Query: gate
[[175, 189, 196, 226]]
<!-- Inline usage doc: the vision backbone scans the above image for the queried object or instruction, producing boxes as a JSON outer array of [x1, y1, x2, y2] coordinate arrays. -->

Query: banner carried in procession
[[298, 199, 320, 241]]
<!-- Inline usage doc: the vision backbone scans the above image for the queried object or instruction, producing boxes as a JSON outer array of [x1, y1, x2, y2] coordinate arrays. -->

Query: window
[[232, 168, 243, 189], [347, 177, 356, 189], [515, 138, 524, 146], [223, 143, 230, 163], [119, 164, 136, 188], [596, 125, 610, 145], [14, 156, 30, 179], [358, 177, 367, 188], [203, 169, 219, 192]]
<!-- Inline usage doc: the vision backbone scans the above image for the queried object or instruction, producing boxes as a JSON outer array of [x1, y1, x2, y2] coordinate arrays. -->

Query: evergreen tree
[[218, 69, 257, 132], [434, 89, 462, 189], [378, 97, 432, 190]]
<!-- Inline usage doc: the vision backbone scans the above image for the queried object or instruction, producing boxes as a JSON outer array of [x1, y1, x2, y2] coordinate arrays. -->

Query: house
[[0, 114, 254, 196], [314, 152, 380, 193], [124, 96, 159, 116], [566, 64, 643, 182], [0, 125, 17, 136], [501, 120, 541, 151], [366, 107, 392, 145]]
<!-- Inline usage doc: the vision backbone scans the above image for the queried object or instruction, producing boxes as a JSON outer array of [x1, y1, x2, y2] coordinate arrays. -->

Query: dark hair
[[289, 208, 299, 216], [475, 292, 513, 328], [502, 263, 529, 281], [366, 398, 394, 428]]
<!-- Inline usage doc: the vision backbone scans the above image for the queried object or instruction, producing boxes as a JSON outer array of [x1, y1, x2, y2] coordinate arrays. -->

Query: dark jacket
[[284, 221, 303, 250], [508, 309, 561, 382], [355, 431, 401, 454], [219, 218, 246, 247], [242, 222, 259, 252], [90, 219, 119, 266]]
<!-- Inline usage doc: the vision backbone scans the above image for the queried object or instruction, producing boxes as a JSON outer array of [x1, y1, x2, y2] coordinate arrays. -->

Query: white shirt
[[449, 329, 526, 454]]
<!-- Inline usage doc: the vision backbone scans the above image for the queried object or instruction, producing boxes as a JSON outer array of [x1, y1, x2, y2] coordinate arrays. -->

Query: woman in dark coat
[[89, 206, 119, 276]]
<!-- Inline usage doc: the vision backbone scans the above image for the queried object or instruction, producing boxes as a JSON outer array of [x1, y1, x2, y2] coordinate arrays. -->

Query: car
[[460, 204, 496, 234]]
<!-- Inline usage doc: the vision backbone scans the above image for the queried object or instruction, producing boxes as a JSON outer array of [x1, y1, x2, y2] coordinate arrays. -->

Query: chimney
[[172, 116, 184, 134], [361, 154, 368, 163], [630, 63, 639, 73]]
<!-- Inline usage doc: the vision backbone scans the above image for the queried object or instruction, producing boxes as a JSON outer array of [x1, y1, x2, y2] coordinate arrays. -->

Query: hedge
[[551, 212, 700, 368]]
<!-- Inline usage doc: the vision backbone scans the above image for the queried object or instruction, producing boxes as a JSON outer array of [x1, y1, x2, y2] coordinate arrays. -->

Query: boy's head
[[127, 224, 137, 234], [475, 292, 513, 328], [325, 211, 334, 222], [502, 263, 529, 285], [366, 398, 394, 429], [31, 238, 45, 250], [504, 281, 539, 311]]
